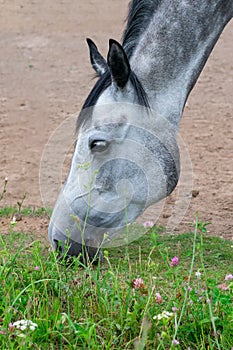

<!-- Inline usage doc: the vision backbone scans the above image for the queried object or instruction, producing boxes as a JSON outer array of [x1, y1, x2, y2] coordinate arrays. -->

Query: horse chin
[[48, 196, 143, 265], [48, 221, 103, 265]]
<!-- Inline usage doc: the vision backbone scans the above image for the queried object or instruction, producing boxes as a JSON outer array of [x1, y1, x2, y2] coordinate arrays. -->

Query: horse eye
[[90, 140, 109, 152]]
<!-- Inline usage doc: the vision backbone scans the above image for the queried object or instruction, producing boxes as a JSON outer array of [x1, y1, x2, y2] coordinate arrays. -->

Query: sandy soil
[[0, 1, 232, 241]]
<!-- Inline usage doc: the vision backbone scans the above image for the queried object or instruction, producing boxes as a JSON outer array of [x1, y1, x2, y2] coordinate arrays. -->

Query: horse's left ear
[[107, 39, 130, 89], [86, 38, 108, 76]]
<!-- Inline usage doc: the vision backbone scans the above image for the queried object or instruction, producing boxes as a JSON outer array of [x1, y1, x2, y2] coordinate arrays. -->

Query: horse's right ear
[[86, 38, 108, 77], [107, 39, 130, 89]]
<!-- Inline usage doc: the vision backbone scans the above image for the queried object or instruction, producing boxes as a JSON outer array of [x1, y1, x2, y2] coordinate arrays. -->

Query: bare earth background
[[0, 1, 232, 240]]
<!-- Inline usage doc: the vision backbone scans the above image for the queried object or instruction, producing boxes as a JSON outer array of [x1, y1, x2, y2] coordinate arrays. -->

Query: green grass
[[0, 219, 233, 349], [0, 206, 52, 218]]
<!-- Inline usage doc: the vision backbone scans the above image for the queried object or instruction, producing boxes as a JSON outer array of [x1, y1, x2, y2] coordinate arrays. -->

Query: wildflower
[[225, 274, 233, 281], [170, 256, 179, 267], [172, 307, 178, 312], [153, 311, 173, 321], [195, 270, 202, 279], [220, 283, 228, 291], [10, 212, 22, 224], [155, 292, 163, 304], [132, 278, 144, 290], [10, 216, 17, 224], [143, 221, 154, 228], [8, 323, 14, 332], [173, 339, 179, 345], [12, 320, 38, 331], [5, 176, 8, 182], [34, 266, 40, 271], [188, 286, 192, 292]]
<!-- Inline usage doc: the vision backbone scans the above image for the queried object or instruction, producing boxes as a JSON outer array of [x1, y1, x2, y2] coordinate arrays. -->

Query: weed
[[0, 177, 8, 202]]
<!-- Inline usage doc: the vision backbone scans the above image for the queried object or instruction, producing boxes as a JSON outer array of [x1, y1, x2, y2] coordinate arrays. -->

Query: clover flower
[[132, 278, 144, 290], [131, 277, 148, 295], [220, 283, 228, 291], [170, 256, 179, 267], [143, 221, 154, 228], [153, 310, 174, 321], [8, 323, 14, 332], [173, 339, 180, 345], [12, 320, 38, 331], [225, 274, 233, 281], [155, 292, 163, 304], [195, 270, 202, 279], [172, 307, 178, 312]]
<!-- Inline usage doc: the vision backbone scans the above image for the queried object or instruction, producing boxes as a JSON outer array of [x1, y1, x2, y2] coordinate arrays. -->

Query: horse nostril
[[53, 239, 63, 253]]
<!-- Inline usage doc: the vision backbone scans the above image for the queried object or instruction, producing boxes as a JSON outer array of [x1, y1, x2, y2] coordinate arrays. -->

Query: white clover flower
[[195, 270, 202, 279], [12, 320, 20, 327], [153, 311, 174, 320], [13, 319, 38, 331], [29, 325, 36, 331]]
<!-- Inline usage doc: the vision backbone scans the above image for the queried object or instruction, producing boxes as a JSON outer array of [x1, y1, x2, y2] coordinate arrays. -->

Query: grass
[[0, 215, 233, 349], [0, 179, 51, 219], [0, 206, 52, 218]]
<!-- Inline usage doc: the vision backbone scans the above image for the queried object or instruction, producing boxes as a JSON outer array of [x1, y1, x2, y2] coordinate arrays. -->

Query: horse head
[[48, 39, 180, 262]]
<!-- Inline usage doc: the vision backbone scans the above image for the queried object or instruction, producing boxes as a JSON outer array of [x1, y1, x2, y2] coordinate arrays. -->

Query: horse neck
[[130, 0, 233, 129]]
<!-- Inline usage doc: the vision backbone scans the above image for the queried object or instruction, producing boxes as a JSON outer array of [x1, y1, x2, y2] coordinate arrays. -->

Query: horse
[[48, 0, 233, 262]]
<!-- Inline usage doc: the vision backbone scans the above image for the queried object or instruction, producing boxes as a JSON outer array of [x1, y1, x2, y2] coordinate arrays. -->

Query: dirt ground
[[0, 1, 232, 241]]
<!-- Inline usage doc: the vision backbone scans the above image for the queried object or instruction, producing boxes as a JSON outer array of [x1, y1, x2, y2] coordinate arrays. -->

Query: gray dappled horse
[[49, 0, 233, 262]]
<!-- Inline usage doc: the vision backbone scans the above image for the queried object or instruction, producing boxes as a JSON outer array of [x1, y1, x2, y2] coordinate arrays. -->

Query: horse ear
[[86, 38, 108, 76], [107, 39, 130, 89]]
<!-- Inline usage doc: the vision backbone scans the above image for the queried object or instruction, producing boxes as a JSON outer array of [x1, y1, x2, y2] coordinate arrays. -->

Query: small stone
[[191, 190, 199, 198]]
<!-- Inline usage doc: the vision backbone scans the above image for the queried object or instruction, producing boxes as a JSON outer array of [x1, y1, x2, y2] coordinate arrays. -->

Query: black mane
[[122, 0, 160, 58], [77, 0, 156, 131]]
